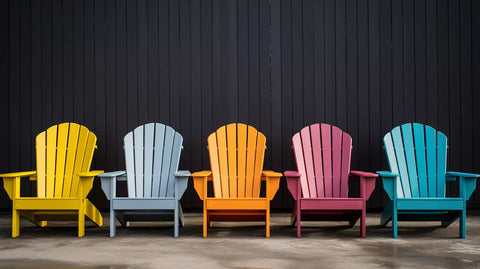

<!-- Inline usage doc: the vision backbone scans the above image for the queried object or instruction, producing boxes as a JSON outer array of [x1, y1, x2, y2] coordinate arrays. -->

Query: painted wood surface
[[378, 123, 479, 238], [99, 123, 189, 237], [0, 123, 103, 237], [286, 123, 377, 238], [193, 123, 281, 237]]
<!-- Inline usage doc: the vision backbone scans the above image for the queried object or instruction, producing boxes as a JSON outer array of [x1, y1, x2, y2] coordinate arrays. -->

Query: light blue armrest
[[98, 171, 127, 200], [174, 170, 191, 199]]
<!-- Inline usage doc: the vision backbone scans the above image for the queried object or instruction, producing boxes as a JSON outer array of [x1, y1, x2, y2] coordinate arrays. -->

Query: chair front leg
[[78, 200, 85, 237], [12, 207, 20, 238]]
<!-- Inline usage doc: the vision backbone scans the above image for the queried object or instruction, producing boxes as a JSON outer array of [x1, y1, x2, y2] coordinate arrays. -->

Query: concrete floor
[[1, 211, 479, 269]]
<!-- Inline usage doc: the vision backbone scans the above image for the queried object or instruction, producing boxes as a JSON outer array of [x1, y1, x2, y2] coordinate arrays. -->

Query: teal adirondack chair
[[377, 123, 479, 238], [99, 123, 190, 237]]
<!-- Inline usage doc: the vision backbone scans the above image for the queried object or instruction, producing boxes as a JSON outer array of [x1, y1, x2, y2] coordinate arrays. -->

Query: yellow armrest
[[1, 171, 36, 200], [0, 171, 36, 178], [78, 170, 104, 178]]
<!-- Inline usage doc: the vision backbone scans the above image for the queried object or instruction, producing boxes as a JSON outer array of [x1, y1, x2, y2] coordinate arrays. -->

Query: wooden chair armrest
[[174, 170, 191, 199], [0, 171, 36, 179], [376, 171, 399, 200], [193, 171, 212, 200], [284, 171, 301, 178], [78, 170, 105, 178], [349, 171, 378, 200], [1, 171, 37, 199], [98, 171, 126, 200], [262, 171, 281, 200], [284, 171, 301, 200], [446, 171, 479, 200]]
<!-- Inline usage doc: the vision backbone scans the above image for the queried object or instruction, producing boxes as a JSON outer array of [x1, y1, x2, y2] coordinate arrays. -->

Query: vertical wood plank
[[310, 124, 325, 198], [237, 124, 248, 198], [227, 124, 237, 197]]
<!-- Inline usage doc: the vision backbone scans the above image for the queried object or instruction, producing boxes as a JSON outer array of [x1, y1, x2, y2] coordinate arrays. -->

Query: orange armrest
[[262, 170, 282, 179], [192, 171, 212, 179]]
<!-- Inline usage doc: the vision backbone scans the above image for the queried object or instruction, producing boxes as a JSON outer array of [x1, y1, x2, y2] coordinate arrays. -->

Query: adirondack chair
[[284, 124, 378, 237], [192, 123, 282, 237], [0, 123, 103, 237], [377, 123, 479, 238], [99, 123, 190, 237]]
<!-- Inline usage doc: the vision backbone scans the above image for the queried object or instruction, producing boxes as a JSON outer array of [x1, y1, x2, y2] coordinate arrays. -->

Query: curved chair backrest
[[124, 123, 183, 198], [35, 122, 97, 198], [292, 123, 352, 198], [383, 123, 447, 198], [207, 123, 266, 198]]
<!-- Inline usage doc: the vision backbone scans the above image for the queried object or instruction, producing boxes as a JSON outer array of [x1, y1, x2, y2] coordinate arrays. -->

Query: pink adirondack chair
[[284, 123, 378, 237]]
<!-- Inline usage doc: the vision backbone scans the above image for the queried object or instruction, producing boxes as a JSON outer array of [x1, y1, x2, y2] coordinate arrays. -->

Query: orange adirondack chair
[[192, 123, 282, 237]]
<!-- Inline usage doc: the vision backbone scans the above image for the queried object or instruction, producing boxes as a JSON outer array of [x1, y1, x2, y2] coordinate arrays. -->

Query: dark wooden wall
[[1, 0, 480, 210]]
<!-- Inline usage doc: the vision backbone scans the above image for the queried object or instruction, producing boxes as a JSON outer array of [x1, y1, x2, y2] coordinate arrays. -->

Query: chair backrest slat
[[159, 126, 175, 197], [54, 124, 68, 197], [63, 124, 80, 197], [300, 127, 317, 198], [390, 127, 411, 198], [245, 125, 259, 198], [413, 124, 428, 197], [237, 124, 247, 198], [36, 132, 47, 198], [227, 124, 238, 197], [436, 130, 447, 197], [143, 124, 155, 197], [134, 126, 145, 197], [321, 124, 333, 198], [401, 124, 420, 198], [124, 132, 135, 198], [340, 132, 352, 197], [46, 126, 57, 197], [166, 132, 183, 196], [310, 124, 325, 197], [331, 126, 343, 197], [151, 123, 166, 197], [383, 123, 448, 199], [292, 133, 310, 198]]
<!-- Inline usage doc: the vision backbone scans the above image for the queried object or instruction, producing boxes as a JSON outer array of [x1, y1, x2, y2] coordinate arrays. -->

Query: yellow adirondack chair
[[193, 123, 282, 237], [1, 123, 104, 237]]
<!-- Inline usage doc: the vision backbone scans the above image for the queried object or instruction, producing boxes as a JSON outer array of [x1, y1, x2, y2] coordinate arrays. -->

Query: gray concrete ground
[[1, 210, 479, 269]]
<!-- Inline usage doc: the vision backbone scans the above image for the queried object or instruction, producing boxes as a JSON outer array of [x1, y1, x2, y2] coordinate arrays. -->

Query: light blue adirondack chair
[[99, 123, 190, 237], [377, 123, 479, 238]]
